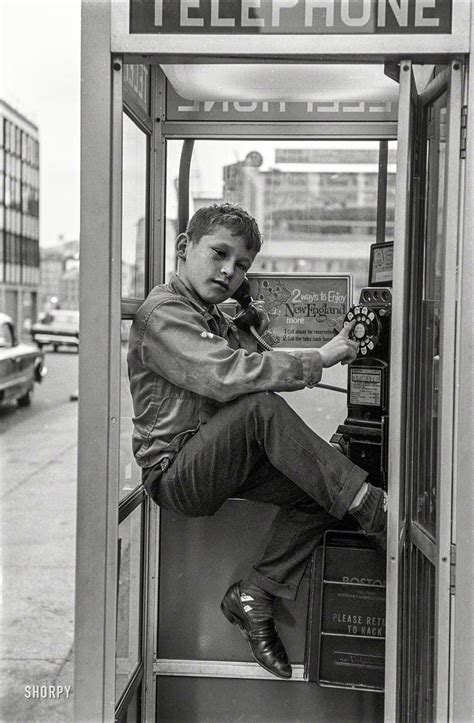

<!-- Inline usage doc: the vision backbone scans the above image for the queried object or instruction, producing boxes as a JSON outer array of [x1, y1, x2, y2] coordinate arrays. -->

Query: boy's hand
[[319, 320, 359, 368], [253, 301, 270, 334]]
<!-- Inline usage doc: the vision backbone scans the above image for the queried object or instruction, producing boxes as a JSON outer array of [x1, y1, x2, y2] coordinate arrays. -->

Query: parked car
[[0, 312, 47, 407], [30, 309, 79, 351]]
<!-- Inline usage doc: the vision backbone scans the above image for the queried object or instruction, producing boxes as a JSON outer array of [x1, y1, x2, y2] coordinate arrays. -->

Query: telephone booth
[[75, 2, 473, 720]]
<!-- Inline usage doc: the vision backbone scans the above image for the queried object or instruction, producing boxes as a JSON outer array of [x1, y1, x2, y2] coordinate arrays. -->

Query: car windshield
[[0, 322, 14, 348], [39, 311, 79, 326]]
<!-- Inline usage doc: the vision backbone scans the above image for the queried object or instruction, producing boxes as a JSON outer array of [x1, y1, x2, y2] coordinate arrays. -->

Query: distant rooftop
[[40, 240, 79, 260], [275, 148, 397, 165], [0, 98, 39, 134]]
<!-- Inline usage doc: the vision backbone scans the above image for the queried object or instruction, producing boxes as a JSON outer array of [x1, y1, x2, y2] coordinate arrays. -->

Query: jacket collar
[[167, 273, 224, 324]]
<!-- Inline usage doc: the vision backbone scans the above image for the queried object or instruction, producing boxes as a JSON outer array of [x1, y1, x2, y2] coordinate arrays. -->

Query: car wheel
[[17, 389, 32, 407]]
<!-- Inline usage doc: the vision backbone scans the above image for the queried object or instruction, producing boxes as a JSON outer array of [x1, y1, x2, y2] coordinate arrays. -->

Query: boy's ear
[[176, 232, 190, 259]]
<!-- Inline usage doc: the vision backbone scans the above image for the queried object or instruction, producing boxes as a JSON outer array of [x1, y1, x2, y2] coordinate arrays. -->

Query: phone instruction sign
[[247, 273, 351, 349], [350, 367, 382, 406]]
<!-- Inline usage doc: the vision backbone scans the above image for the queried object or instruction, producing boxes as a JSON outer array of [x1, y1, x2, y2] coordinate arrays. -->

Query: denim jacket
[[127, 274, 323, 469]]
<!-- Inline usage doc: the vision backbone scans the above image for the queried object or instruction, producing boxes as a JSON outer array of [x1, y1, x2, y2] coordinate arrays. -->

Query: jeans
[[143, 391, 368, 599]]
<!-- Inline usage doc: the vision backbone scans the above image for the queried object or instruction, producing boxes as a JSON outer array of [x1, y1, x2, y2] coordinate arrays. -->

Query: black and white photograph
[[1, 1, 473, 721]]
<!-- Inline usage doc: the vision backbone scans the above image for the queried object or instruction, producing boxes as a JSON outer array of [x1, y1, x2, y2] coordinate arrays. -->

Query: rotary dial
[[344, 305, 382, 356]]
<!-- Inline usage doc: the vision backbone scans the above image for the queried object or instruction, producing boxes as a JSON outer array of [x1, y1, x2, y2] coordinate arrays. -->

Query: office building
[[223, 147, 396, 292], [0, 100, 40, 331]]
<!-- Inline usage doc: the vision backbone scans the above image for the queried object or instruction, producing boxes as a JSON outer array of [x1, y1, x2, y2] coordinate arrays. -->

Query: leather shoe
[[220, 582, 292, 679]]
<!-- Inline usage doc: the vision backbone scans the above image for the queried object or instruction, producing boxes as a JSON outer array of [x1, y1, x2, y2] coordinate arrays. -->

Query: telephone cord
[[249, 325, 274, 351]]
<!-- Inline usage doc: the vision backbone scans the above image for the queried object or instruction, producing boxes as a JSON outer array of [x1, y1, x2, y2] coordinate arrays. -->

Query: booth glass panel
[[165, 139, 396, 297], [413, 92, 447, 539], [122, 113, 147, 300], [165, 138, 396, 429], [408, 545, 436, 720], [116, 504, 143, 701], [117, 685, 142, 723], [119, 320, 141, 500]]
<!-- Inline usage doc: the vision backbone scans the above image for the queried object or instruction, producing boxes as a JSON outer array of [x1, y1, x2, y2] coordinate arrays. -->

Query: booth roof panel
[[161, 63, 399, 103]]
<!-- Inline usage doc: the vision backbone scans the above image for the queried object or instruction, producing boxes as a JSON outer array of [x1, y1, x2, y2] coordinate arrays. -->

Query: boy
[[128, 203, 387, 680]]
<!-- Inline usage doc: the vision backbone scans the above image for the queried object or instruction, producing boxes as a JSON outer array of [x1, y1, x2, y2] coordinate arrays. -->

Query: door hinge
[[460, 105, 467, 159], [450, 543, 456, 594]]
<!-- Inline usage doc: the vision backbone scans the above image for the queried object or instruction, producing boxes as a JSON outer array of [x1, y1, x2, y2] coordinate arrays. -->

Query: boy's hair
[[186, 203, 262, 254]]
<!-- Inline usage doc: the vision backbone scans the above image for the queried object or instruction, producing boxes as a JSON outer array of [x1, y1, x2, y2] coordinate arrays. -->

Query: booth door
[[385, 60, 463, 722]]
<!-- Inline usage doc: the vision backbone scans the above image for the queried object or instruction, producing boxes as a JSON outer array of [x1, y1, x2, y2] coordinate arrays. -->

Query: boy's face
[[178, 227, 256, 305]]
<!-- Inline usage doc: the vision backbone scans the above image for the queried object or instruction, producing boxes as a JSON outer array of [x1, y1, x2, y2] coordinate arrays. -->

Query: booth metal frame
[[76, 3, 473, 721]]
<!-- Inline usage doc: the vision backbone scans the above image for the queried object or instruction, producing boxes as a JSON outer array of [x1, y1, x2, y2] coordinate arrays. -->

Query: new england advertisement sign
[[247, 274, 351, 350]]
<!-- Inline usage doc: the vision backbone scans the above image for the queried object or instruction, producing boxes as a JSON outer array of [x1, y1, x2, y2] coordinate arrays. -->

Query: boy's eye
[[212, 248, 226, 258], [237, 262, 248, 272]]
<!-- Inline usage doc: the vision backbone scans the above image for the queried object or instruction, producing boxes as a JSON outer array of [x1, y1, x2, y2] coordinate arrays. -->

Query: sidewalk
[[0, 399, 77, 722]]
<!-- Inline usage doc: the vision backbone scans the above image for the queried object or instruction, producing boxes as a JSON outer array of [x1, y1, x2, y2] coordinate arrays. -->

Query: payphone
[[309, 243, 393, 693], [330, 242, 393, 489]]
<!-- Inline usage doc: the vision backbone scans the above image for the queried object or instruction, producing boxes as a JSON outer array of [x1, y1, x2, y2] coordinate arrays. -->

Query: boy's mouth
[[211, 279, 229, 291]]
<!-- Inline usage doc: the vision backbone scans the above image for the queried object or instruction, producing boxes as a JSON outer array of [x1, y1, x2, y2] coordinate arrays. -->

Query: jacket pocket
[[167, 424, 200, 453]]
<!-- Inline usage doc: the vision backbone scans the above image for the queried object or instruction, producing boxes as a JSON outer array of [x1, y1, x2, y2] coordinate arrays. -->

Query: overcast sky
[[0, 0, 393, 251], [2, 0, 81, 247]]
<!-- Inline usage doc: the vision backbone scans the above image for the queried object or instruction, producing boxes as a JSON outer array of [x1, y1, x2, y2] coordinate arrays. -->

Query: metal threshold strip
[[154, 659, 305, 681]]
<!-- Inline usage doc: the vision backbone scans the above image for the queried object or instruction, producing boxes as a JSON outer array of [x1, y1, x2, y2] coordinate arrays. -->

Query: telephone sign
[[123, 64, 150, 114], [130, 0, 452, 35], [166, 84, 398, 122]]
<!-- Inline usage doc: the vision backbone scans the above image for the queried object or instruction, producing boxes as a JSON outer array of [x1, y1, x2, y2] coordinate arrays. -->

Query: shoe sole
[[220, 601, 292, 680]]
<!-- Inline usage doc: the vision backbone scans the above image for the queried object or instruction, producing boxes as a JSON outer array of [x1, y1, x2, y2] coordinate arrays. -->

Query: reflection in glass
[[165, 140, 396, 296], [122, 114, 147, 299], [409, 546, 435, 719], [116, 504, 143, 701], [123, 64, 150, 116], [120, 320, 142, 500], [116, 685, 141, 723], [413, 92, 447, 538]]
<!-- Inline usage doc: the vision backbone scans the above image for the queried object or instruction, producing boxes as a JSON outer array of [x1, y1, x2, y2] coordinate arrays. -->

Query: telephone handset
[[232, 277, 261, 331], [231, 278, 273, 351]]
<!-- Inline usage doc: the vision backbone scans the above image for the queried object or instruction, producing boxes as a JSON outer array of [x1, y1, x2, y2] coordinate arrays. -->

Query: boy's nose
[[221, 264, 234, 279]]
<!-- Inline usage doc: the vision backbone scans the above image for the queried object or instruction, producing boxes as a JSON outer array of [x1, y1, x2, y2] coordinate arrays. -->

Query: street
[[0, 349, 78, 722], [0, 348, 78, 433]]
